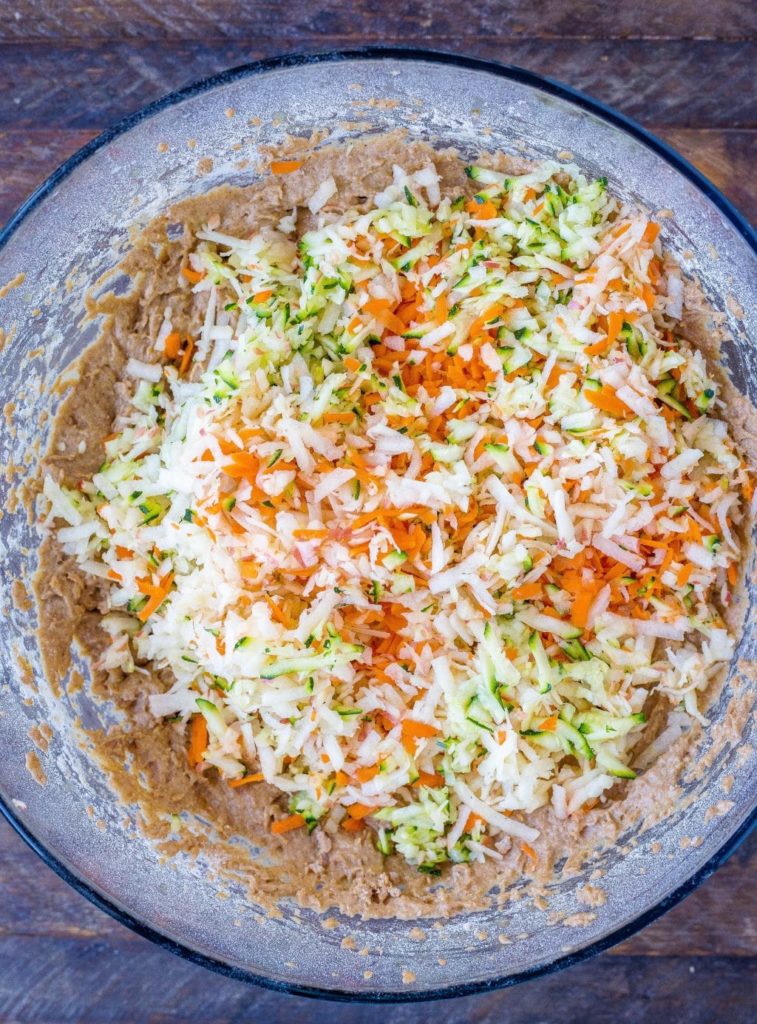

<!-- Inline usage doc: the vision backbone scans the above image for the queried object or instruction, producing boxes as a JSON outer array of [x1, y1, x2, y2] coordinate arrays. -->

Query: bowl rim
[[0, 45, 754, 1004]]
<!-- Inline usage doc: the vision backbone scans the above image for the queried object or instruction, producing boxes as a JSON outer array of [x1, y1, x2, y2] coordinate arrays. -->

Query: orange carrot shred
[[270, 813, 306, 834], [229, 773, 265, 788], [606, 310, 626, 346], [163, 330, 181, 359], [179, 337, 195, 375], [363, 297, 406, 336], [433, 294, 449, 326], [413, 771, 445, 788], [521, 842, 539, 864], [401, 719, 439, 739], [346, 803, 377, 820], [585, 385, 629, 418], [677, 563, 694, 586], [137, 572, 174, 622], [270, 160, 303, 175], [538, 716, 558, 732], [187, 713, 208, 767], [571, 585, 598, 629]]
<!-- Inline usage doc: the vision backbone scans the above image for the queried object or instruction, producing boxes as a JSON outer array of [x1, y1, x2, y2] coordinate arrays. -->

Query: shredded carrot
[[545, 364, 570, 390], [606, 310, 626, 346], [181, 266, 205, 285], [571, 584, 599, 629], [237, 426, 267, 441], [538, 716, 558, 732], [585, 385, 629, 418], [521, 842, 538, 864], [137, 572, 174, 622], [343, 356, 361, 372], [401, 718, 440, 754], [512, 581, 542, 601], [229, 772, 265, 788], [270, 813, 306, 834], [540, 605, 563, 620], [683, 516, 702, 542], [466, 198, 498, 219], [187, 713, 208, 767], [346, 803, 377, 820], [163, 330, 181, 359], [270, 159, 303, 175], [464, 812, 485, 832], [400, 719, 439, 739], [355, 764, 380, 783], [677, 563, 694, 586], [414, 771, 445, 788], [341, 817, 365, 832], [363, 297, 406, 336], [469, 302, 504, 338], [179, 337, 195, 375], [265, 595, 294, 628], [658, 547, 675, 576], [643, 222, 660, 244], [584, 335, 614, 357]]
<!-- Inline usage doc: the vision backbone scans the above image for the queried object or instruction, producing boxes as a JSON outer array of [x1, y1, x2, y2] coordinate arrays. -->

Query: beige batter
[[34, 133, 755, 919]]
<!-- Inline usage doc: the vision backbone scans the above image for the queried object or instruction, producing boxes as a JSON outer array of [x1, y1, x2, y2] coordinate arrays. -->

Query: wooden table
[[1, 3, 754, 1020]]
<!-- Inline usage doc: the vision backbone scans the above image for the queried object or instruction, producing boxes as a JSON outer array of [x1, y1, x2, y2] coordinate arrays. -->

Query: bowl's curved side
[[0, 50, 754, 1001]]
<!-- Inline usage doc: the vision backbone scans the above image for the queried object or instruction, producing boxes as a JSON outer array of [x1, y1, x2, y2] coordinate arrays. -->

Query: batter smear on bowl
[[39, 136, 753, 907]]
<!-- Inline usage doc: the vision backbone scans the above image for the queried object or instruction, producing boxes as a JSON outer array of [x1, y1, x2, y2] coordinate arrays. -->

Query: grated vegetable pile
[[45, 156, 753, 871]]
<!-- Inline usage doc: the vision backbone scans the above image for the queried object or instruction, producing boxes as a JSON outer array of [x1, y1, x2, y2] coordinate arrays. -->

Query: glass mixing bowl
[[0, 50, 754, 1002]]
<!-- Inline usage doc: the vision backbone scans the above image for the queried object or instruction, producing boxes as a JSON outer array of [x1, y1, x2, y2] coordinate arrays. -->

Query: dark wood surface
[[1, 3, 755, 1021]]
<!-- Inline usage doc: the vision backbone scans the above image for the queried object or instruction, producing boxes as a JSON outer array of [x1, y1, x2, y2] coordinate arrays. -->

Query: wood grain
[[0, 939, 755, 1024], [1, 0, 755, 42], [2, 40, 755, 130]]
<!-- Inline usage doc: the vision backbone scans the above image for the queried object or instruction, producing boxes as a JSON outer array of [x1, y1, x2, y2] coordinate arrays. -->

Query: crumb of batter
[[576, 884, 607, 908], [704, 800, 734, 822], [0, 272, 25, 299], [25, 750, 47, 786]]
